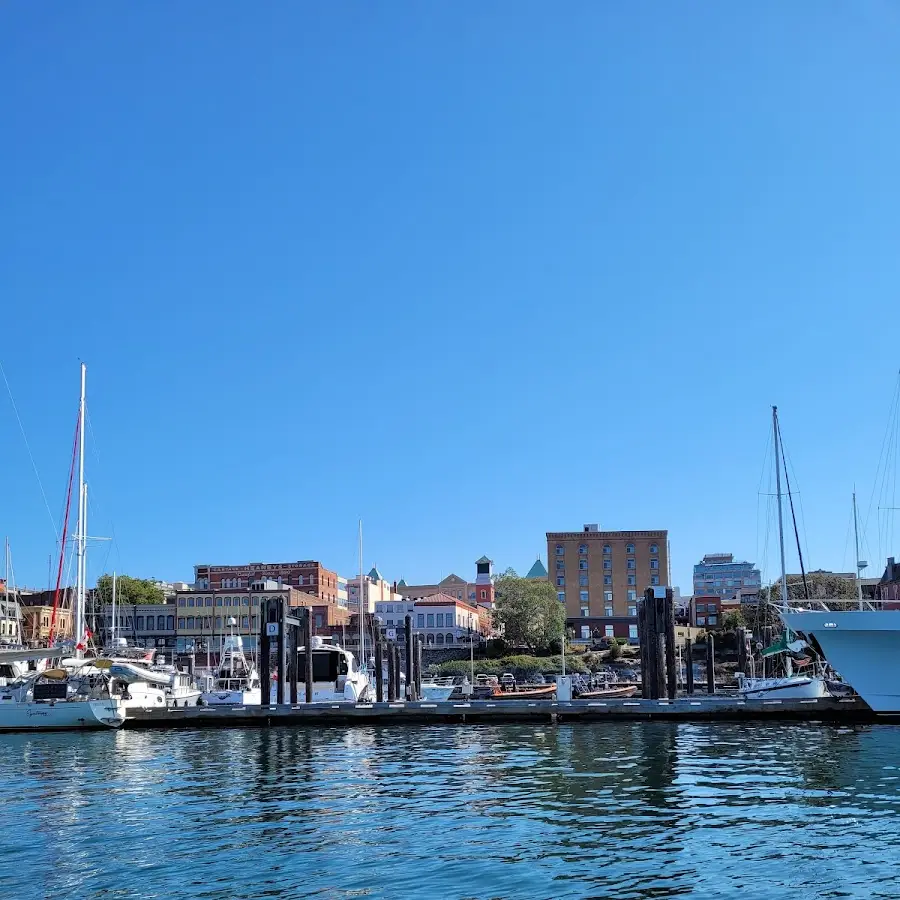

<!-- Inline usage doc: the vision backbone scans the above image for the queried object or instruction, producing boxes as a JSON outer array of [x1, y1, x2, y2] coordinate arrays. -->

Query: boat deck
[[122, 695, 879, 728]]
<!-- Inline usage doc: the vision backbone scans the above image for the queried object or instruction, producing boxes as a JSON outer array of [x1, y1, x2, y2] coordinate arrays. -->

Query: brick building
[[547, 524, 669, 642], [194, 560, 340, 606]]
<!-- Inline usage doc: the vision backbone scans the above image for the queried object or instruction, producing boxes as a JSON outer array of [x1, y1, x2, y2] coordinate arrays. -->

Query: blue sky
[[2, 3, 900, 595]]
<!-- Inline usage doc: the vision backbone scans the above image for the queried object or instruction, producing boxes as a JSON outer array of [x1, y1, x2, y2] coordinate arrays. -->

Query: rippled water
[[4, 722, 900, 898]]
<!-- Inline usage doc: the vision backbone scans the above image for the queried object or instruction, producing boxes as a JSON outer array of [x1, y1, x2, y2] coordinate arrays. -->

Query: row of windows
[[108, 615, 176, 631], [179, 595, 289, 608], [379, 604, 415, 614], [178, 616, 255, 630], [557, 543, 660, 556], [694, 603, 719, 613], [415, 613, 457, 628], [696, 615, 718, 626], [557, 558, 659, 572], [558, 574, 659, 588]]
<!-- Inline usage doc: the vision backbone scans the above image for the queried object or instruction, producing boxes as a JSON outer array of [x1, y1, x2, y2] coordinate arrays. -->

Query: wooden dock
[[123, 696, 877, 729]]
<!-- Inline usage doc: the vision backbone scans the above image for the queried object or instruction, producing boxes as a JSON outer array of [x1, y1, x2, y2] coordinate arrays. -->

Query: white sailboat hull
[[0, 699, 124, 732], [738, 676, 829, 700], [783, 610, 900, 712]]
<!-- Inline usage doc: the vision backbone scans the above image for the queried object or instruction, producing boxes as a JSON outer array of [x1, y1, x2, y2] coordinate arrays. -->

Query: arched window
[[215, 616, 222, 628], [166, 616, 174, 630], [603, 544, 611, 554], [650, 543, 659, 554], [436, 633, 445, 644], [426, 633, 435, 644], [626, 544, 635, 554], [157, 615, 165, 630], [445, 633, 454, 645], [555, 544, 564, 556], [578, 544, 588, 555]]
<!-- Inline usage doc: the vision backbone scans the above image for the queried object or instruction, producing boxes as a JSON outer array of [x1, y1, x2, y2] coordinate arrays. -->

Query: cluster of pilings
[[637, 587, 677, 699], [373, 614, 424, 702]]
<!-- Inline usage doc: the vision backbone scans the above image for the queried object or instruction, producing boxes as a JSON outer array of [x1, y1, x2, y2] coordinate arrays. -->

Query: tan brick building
[[546, 525, 668, 642]]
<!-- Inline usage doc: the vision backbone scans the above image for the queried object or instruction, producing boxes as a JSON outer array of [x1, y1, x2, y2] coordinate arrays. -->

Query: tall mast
[[773, 407, 789, 613], [112, 570, 117, 646], [75, 363, 86, 656], [358, 519, 365, 675], [853, 490, 864, 611]]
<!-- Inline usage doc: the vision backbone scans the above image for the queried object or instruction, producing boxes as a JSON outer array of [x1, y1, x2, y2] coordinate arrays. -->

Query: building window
[[188, 597, 195, 608], [604, 591, 613, 604], [186, 617, 195, 628], [650, 559, 659, 570], [252, 616, 258, 629], [629, 625, 638, 639], [603, 560, 611, 570], [579, 574, 588, 587], [242, 617, 250, 629], [605, 625, 614, 637], [577, 560, 587, 571], [166, 616, 174, 630], [242, 597, 250, 606], [650, 544, 659, 554], [480, 590, 486, 600], [436, 633, 445, 644], [651, 576, 660, 586], [437, 613, 444, 627], [603, 544, 611, 554], [178, 598, 185, 607], [215, 617, 222, 628], [604, 575, 612, 585], [627, 589, 636, 602], [628, 605, 637, 616], [557, 592, 566, 604], [177, 617, 185, 629], [315, 614, 323, 629], [697, 616, 706, 626], [446, 633, 454, 645], [580, 606, 589, 618], [557, 576, 565, 586], [708, 615, 718, 626], [627, 575, 636, 586], [136, 616, 145, 630], [556, 561, 565, 571], [216, 597, 222, 607], [626, 544, 635, 554], [578, 544, 588, 555], [556, 544, 564, 555], [696, 603, 706, 613], [426, 614, 434, 627], [447, 613, 454, 627], [579, 590, 589, 603], [627, 559, 635, 570]]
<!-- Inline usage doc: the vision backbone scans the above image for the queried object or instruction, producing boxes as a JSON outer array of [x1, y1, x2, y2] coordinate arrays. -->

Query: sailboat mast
[[358, 519, 365, 675], [853, 490, 864, 611], [75, 363, 86, 656], [773, 407, 789, 613], [112, 570, 117, 647]]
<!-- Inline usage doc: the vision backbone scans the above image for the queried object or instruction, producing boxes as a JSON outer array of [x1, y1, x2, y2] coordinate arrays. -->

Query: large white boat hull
[[782, 610, 900, 712], [0, 699, 124, 732], [201, 688, 262, 706]]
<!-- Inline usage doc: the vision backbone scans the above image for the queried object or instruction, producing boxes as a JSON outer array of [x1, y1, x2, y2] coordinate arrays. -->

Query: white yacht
[[200, 633, 261, 706], [97, 643, 201, 710], [294, 636, 370, 702]]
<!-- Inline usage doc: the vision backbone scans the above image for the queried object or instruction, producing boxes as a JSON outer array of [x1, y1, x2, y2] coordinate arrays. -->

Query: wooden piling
[[394, 643, 403, 700], [260, 597, 271, 705], [705, 632, 715, 695], [303, 606, 313, 704], [644, 589, 658, 699], [288, 611, 298, 705], [416, 634, 424, 698], [374, 636, 384, 703], [404, 616, 414, 700], [276, 597, 286, 704], [387, 644, 396, 700], [664, 588, 676, 700], [637, 596, 649, 698], [685, 638, 694, 695]]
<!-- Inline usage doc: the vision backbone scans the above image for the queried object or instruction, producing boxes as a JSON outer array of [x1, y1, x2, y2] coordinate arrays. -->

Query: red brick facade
[[194, 561, 340, 605]]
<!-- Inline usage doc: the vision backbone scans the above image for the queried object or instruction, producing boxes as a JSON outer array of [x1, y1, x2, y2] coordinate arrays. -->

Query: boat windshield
[[297, 651, 346, 681]]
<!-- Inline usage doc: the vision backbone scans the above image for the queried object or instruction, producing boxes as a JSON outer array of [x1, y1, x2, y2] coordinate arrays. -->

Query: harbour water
[[4, 722, 900, 899]]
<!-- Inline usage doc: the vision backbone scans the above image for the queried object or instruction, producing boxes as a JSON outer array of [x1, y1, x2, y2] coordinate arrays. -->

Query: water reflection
[[3, 723, 900, 898]]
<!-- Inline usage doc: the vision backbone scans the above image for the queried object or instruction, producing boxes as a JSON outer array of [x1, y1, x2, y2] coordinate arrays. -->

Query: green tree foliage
[[722, 610, 745, 631], [492, 574, 566, 653], [96, 574, 165, 606], [759, 572, 858, 605], [607, 640, 623, 661]]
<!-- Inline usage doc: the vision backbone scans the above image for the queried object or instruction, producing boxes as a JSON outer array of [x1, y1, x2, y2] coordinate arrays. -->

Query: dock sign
[[266, 623, 280, 636], [386, 628, 396, 640]]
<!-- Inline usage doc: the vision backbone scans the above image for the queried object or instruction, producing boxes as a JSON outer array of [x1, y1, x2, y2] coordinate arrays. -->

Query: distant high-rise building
[[692, 553, 761, 601]]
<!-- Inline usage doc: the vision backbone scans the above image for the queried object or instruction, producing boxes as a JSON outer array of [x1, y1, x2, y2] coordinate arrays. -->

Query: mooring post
[[303, 606, 314, 703], [415, 633, 424, 699], [404, 616, 415, 700], [395, 643, 403, 700], [276, 597, 286, 704], [288, 611, 298, 705], [260, 597, 271, 705], [685, 638, 694, 695], [637, 595, 649, 698], [644, 588, 658, 699], [387, 643, 395, 700], [705, 632, 715, 695], [374, 635, 384, 702], [664, 588, 677, 700]]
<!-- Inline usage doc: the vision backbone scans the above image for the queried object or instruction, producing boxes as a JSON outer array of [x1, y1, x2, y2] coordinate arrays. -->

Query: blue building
[[692, 553, 761, 600]]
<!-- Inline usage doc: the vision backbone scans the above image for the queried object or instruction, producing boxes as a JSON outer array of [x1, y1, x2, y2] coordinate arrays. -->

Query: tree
[[607, 640, 623, 661], [492, 574, 565, 653], [759, 571, 858, 605], [722, 610, 745, 631], [96, 574, 165, 606]]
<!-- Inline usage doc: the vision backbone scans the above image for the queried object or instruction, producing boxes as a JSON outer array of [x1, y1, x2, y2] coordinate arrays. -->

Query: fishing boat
[[0, 365, 124, 731], [737, 407, 830, 701], [577, 685, 638, 699], [491, 684, 557, 700], [199, 627, 261, 705]]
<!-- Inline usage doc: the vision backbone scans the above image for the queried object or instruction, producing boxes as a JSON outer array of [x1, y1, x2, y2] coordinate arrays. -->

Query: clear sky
[[2, 3, 900, 595]]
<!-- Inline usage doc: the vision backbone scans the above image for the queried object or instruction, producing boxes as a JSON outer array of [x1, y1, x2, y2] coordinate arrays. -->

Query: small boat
[[200, 631, 261, 706], [736, 673, 830, 700], [291, 636, 371, 702], [491, 684, 556, 700], [578, 685, 638, 699]]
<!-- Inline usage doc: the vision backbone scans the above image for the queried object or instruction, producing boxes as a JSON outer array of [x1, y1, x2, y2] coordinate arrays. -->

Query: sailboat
[[737, 407, 829, 701], [0, 364, 124, 731]]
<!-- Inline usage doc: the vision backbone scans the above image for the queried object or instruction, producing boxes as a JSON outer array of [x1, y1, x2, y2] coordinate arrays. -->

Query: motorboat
[[200, 633, 261, 706], [292, 636, 371, 702]]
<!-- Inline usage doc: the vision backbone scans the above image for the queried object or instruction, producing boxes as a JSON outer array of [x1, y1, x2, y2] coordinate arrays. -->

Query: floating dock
[[123, 695, 877, 729]]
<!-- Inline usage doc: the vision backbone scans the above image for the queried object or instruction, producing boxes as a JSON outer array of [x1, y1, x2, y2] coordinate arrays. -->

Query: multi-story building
[[0, 579, 22, 644], [396, 556, 495, 608], [194, 560, 340, 605], [102, 602, 177, 649], [693, 554, 761, 601], [18, 588, 73, 645], [348, 567, 404, 615], [547, 524, 669, 642], [337, 576, 349, 610], [374, 593, 491, 646], [691, 595, 722, 629], [174, 581, 348, 653]]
